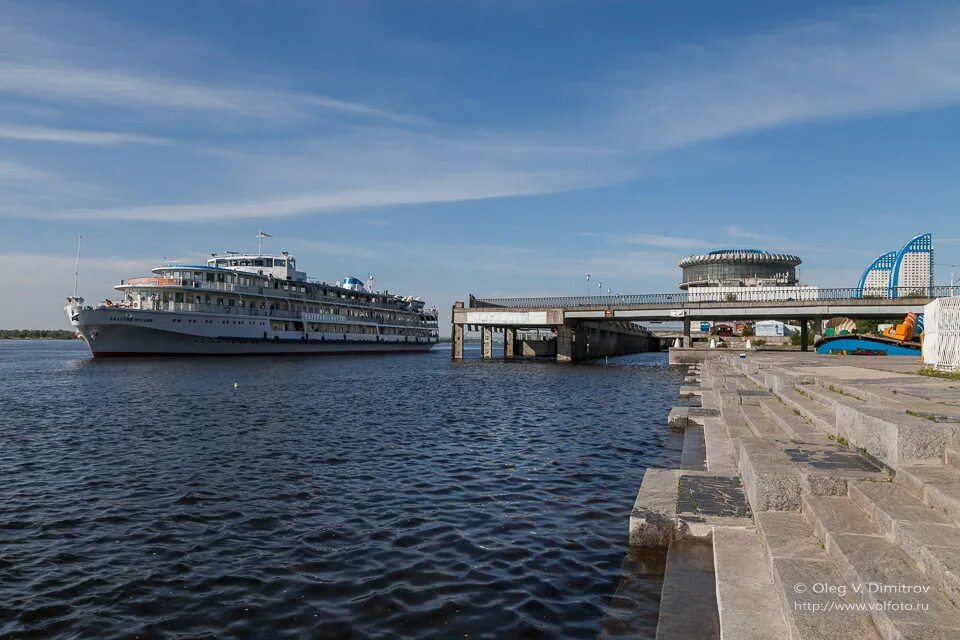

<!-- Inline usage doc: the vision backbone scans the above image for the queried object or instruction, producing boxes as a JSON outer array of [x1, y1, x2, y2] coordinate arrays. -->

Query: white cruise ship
[[65, 250, 440, 357]]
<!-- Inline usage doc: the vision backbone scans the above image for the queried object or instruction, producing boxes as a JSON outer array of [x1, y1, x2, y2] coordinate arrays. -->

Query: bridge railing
[[471, 286, 958, 309]]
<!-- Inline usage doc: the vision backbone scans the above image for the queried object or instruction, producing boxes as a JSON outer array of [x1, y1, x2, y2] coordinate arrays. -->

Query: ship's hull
[[68, 308, 437, 358]]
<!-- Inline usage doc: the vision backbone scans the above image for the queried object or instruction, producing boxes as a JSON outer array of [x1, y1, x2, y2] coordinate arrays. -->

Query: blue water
[[0, 341, 684, 639]]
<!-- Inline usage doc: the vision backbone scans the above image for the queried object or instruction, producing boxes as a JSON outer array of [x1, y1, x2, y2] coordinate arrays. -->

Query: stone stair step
[[795, 383, 848, 410], [850, 481, 960, 606], [777, 388, 837, 434], [801, 494, 960, 639], [833, 406, 953, 469], [898, 465, 960, 527], [655, 540, 719, 640], [945, 447, 960, 472], [680, 425, 707, 470], [740, 404, 791, 441], [849, 480, 953, 537], [739, 437, 802, 511], [713, 527, 788, 640], [759, 397, 834, 445], [756, 511, 882, 640], [702, 417, 737, 473], [738, 437, 884, 513], [630, 468, 679, 548]]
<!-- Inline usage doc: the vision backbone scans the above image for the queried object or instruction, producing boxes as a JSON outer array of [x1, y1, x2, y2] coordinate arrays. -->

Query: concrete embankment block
[[835, 404, 957, 469], [679, 385, 702, 399], [668, 407, 689, 430], [629, 468, 679, 548], [739, 438, 802, 511]]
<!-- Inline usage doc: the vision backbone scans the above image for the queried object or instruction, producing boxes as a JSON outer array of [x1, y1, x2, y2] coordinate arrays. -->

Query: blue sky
[[3, 0, 960, 329]]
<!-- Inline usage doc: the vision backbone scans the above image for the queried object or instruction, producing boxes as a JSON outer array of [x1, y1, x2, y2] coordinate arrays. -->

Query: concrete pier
[[636, 352, 960, 639], [451, 302, 658, 363]]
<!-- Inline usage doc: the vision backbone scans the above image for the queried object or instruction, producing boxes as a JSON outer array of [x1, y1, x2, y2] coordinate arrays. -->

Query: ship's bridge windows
[[275, 259, 286, 267]]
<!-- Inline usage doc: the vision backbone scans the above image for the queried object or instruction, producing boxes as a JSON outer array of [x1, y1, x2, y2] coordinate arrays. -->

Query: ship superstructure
[[65, 250, 439, 357]]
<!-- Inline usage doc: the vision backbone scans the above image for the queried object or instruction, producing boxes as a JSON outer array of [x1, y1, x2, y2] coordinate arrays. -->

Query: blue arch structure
[[889, 233, 934, 298], [856, 251, 896, 298]]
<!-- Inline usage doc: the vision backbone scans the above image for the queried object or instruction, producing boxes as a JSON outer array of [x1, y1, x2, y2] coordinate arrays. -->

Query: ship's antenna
[[257, 229, 272, 256], [73, 234, 82, 298]]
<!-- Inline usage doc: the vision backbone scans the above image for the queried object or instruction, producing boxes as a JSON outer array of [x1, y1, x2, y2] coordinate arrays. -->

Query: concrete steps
[[947, 447, 960, 472], [898, 464, 960, 527], [680, 425, 707, 470], [713, 527, 788, 639], [655, 540, 720, 640], [801, 493, 960, 639], [736, 431, 884, 513], [850, 480, 960, 607], [756, 511, 881, 640], [759, 396, 834, 445], [741, 404, 792, 441], [777, 387, 837, 435]]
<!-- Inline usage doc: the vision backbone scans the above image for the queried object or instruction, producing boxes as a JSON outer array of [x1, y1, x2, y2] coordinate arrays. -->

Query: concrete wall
[[520, 339, 556, 358]]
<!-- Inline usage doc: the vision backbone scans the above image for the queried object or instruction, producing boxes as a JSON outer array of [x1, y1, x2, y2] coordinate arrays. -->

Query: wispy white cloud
[[0, 160, 48, 180], [0, 123, 170, 145], [612, 233, 715, 250], [0, 62, 426, 125], [52, 169, 618, 222], [606, 7, 960, 151]]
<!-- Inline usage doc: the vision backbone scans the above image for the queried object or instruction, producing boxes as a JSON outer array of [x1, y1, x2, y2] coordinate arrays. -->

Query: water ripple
[[0, 342, 683, 639]]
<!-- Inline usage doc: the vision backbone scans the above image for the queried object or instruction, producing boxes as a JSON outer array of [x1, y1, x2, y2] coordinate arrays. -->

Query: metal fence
[[923, 297, 960, 371], [472, 287, 958, 309]]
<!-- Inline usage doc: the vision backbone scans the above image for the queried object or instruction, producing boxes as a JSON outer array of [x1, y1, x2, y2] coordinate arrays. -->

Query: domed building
[[678, 249, 802, 290]]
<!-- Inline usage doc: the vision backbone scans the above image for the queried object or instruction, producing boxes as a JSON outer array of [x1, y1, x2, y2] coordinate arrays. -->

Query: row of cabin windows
[[162, 292, 421, 322], [160, 271, 414, 307], [213, 258, 292, 268]]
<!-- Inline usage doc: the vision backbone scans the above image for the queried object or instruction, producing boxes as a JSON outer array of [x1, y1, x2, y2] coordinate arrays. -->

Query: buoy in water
[[233, 382, 239, 389]]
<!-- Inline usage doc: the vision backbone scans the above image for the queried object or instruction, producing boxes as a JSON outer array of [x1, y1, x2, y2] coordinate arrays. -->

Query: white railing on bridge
[[923, 297, 960, 371], [472, 286, 955, 309]]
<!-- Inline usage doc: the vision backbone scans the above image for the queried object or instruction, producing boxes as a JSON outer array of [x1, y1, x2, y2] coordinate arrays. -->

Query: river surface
[[0, 341, 684, 639]]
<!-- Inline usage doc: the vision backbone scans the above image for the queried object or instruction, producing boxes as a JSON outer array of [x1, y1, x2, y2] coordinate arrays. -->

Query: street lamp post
[[586, 274, 591, 298]]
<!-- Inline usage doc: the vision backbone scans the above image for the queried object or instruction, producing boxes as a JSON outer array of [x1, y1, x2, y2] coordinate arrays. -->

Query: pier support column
[[683, 317, 692, 348], [481, 326, 493, 359], [504, 327, 516, 359], [800, 320, 809, 352], [452, 301, 465, 360], [557, 325, 574, 363], [452, 322, 464, 360]]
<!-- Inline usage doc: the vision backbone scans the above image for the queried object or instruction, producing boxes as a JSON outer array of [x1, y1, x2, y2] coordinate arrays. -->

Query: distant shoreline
[[0, 330, 78, 340]]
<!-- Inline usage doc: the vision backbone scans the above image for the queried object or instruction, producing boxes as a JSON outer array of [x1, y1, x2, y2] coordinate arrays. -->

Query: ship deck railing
[[103, 301, 438, 329], [119, 278, 436, 317]]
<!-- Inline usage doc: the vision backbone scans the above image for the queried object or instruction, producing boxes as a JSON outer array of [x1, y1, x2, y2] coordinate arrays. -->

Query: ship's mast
[[257, 229, 271, 256], [73, 234, 82, 298]]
